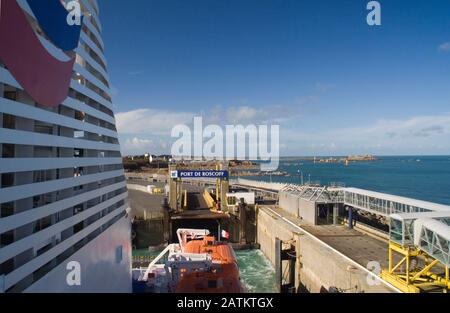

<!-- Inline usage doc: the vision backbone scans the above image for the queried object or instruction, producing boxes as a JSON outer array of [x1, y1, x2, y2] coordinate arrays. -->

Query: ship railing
[[142, 244, 174, 281]]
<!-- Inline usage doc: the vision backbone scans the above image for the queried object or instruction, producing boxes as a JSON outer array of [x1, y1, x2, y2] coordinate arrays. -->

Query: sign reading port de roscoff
[[170, 170, 229, 179]]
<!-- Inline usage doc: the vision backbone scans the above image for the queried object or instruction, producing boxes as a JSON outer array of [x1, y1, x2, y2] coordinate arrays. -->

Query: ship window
[[34, 122, 54, 135], [74, 149, 84, 157], [3, 91, 17, 101], [34, 216, 53, 232], [34, 146, 53, 158], [1, 173, 14, 188], [36, 243, 53, 256], [33, 170, 53, 183], [0, 231, 14, 248], [208, 280, 218, 289], [0, 258, 14, 276], [2, 144, 15, 158], [1, 202, 14, 218], [2, 114, 15, 129], [116, 245, 123, 264], [74, 204, 84, 215], [74, 167, 84, 177], [73, 221, 84, 234], [33, 193, 53, 208], [74, 183, 84, 192]]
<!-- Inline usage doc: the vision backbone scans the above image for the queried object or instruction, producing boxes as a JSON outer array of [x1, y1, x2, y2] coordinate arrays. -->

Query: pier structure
[[126, 170, 450, 293], [260, 182, 450, 293], [184, 177, 450, 293]]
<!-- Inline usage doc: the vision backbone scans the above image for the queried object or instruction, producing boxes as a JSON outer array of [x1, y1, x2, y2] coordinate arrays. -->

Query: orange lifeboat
[[175, 235, 245, 293], [137, 229, 245, 293]]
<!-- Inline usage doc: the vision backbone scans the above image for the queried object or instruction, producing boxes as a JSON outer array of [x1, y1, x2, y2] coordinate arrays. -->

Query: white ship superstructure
[[0, 0, 131, 293]]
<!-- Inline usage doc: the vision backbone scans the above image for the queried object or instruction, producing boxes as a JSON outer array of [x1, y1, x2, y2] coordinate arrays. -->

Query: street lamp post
[[298, 170, 304, 185]]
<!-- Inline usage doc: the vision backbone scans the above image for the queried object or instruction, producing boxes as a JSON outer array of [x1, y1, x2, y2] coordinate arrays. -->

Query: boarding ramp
[[343, 187, 450, 217], [414, 217, 450, 267], [382, 211, 450, 292]]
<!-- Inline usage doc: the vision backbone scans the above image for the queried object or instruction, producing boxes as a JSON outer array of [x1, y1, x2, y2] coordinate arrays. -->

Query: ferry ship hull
[[24, 215, 132, 293], [0, 0, 130, 293]]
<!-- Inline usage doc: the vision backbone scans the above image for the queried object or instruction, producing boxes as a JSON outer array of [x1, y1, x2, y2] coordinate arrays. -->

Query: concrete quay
[[257, 206, 400, 293]]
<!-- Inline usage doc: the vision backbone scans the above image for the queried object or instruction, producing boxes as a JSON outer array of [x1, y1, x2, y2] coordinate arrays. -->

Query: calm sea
[[249, 155, 450, 205]]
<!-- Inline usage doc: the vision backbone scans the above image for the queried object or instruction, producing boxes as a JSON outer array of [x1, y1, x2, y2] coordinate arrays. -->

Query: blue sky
[[100, 0, 450, 156]]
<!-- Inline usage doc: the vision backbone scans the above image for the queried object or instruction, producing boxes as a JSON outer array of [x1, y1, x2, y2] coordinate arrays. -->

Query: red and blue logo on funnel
[[0, 0, 83, 107]]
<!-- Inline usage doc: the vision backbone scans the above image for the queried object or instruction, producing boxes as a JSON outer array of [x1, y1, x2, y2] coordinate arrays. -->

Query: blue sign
[[171, 170, 229, 179]]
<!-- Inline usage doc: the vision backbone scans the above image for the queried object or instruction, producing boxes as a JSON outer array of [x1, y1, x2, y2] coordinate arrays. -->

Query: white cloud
[[340, 114, 450, 140], [116, 104, 297, 156], [117, 104, 296, 137], [280, 114, 450, 155], [115, 108, 194, 135], [116, 103, 450, 156], [123, 137, 154, 150], [225, 106, 260, 123], [207, 104, 297, 125], [438, 42, 450, 52]]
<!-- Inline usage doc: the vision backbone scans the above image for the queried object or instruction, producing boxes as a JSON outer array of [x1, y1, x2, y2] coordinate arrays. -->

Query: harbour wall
[[257, 207, 396, 293]]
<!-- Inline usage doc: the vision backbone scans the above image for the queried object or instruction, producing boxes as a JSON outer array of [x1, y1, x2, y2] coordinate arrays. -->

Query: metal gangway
[[382, 211, 450, 293], [343, 187, 450, 217]]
